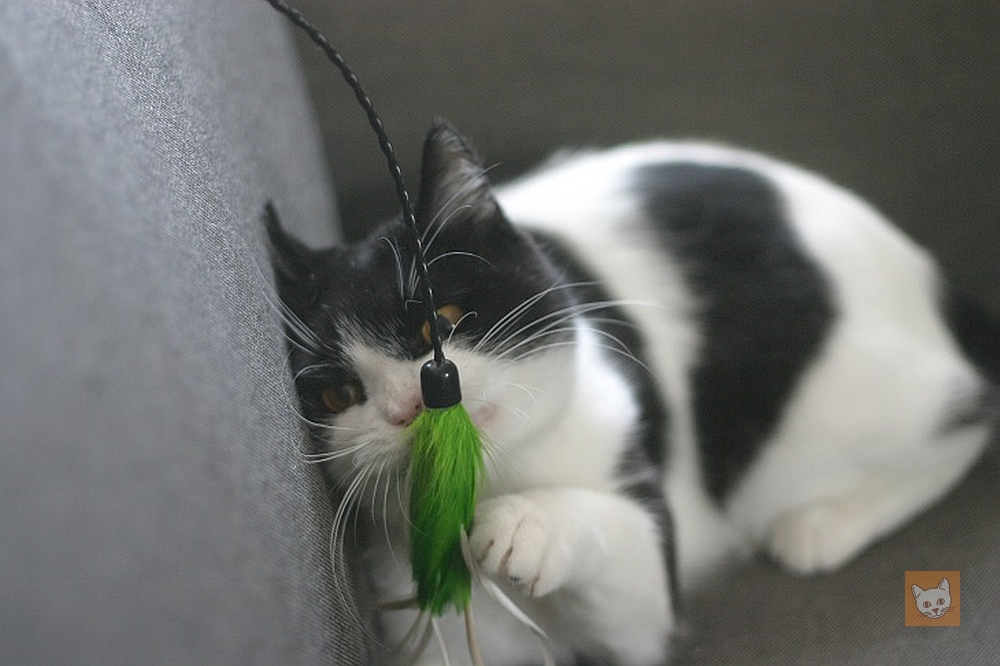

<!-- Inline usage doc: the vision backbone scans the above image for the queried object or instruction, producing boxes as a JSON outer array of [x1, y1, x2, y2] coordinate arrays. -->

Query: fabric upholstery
[[0, 1, 369, 663]]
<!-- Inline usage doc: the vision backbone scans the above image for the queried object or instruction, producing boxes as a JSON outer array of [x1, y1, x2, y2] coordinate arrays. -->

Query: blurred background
[[290, 1, 999, 314]]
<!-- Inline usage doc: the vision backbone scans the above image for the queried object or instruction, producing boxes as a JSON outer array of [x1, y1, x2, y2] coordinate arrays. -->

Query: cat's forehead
[[322, 233, 412, 305], [295, 242, 396, 322], [320, 220, 484, 309]]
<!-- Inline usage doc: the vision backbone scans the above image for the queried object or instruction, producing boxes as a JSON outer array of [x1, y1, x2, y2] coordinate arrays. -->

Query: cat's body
[[267, 125, 997, 666]]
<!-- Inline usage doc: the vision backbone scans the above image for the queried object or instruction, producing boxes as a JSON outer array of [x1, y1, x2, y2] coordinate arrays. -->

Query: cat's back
[[496, 140, 933, 281], [496, 139, 989, 534], [495, 140, 945, 353]]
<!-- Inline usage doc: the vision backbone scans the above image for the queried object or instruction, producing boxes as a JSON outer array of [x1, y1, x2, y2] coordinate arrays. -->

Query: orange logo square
[[905, 571, 960, 626]]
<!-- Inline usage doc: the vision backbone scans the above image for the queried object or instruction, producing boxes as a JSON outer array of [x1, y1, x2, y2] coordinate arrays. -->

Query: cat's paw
[[766, 500, 873, 575], [468, 494, 571, 597]]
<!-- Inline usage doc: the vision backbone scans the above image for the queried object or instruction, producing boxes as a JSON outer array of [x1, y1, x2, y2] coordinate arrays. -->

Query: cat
[[266, 122, 998, 665], [912, 578, 952, 619]]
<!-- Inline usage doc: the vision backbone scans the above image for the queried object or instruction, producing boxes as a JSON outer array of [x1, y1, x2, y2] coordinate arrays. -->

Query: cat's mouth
[[398, 402, 498, 436]]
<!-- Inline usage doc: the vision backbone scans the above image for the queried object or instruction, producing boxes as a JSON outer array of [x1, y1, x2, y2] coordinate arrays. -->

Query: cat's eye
[[420, 304, 465, 346], [923, 601, 932, 608], [321, 381, 364, 414]]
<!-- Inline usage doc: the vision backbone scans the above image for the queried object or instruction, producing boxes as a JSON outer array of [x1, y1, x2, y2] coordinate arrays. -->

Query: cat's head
[[267, 123, 577, 496], [911, 578, 952, 619]]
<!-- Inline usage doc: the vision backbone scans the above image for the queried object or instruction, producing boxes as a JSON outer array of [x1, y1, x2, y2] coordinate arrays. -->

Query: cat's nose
[[389, 397, 423, 427]]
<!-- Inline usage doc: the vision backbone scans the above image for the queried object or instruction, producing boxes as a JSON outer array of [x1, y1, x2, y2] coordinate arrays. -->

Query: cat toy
[[263, 0, 494, 662]]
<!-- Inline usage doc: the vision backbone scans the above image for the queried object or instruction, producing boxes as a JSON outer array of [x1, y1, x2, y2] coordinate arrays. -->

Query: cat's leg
[[469, 488, 674, 666], [765, 425, 987, 574]]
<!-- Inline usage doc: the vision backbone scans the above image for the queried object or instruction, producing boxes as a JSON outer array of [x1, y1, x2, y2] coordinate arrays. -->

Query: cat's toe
[[469, 495, 528, 574], [470, 494, 567, 597], [765, 500, 871, 575]]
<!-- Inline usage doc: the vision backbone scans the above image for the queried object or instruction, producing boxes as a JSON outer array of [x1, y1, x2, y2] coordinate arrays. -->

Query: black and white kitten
[[267, 123, 998, 665]]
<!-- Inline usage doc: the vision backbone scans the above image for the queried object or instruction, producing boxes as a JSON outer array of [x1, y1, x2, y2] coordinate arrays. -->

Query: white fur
[[323, 141, 990, 665], [496, 141, 989, 585]]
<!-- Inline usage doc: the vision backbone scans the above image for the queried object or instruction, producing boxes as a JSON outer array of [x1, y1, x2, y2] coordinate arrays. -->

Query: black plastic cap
[[420, 358, 462, 409]]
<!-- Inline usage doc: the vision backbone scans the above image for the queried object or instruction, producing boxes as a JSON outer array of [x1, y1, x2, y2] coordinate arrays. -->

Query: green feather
[[408, 403, 484, 615]]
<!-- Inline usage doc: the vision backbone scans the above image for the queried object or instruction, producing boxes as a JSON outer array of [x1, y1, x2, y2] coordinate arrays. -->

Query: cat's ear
[[263, 202, 321, 318], [938, 578, 950, 593], [415, 121, 500, 232], [264, 201, 314, 285], [912, 584, 924, 599]]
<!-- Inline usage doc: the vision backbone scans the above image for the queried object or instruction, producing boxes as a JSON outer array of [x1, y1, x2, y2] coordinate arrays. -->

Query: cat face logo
[[905, 570, 960, 626], [911, 578, 951, 619]]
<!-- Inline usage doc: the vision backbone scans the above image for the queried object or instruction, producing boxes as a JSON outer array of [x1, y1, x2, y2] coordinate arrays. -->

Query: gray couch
[[1, 1, 363, 663], [3, 1, 997, 664]]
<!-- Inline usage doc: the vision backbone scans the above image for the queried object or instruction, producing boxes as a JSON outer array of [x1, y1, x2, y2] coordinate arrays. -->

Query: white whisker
[[370, 458, 390, 528], [392, 611, 434, 664], [380, 235, 406, 304], [495, 379, 544, 403], [432, 618, 453, 666], [427, 250, 494, 269], [352, 458, 388, 538], [382, 467, 405, 567], [495, 319, 627, 362], [488, 297, 661, 366], [478, 429, 527, 491], [446, 311, 480, 346], [292, 363, 332, 382], [407, 256, 420, 301], [336, 462, 375, 541], [284, 400, 362, 435], [464, 395, 532, 423], [507, 337, 651, 374], [277, 361, 364, 439], [424, 203, 473, 254], [491, 300, 615, 349], [252, 246, 325, 354], [474, 281, 591, 352], [420, 163, 501, 250], [491, 326, 578, 363], [301, 439, 368, 464], [262, 285, 325, 354], [326, 460, 383, 643]]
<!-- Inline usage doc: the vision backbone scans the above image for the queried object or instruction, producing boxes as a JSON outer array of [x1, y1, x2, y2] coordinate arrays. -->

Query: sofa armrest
[[0, 1, 367, 662]]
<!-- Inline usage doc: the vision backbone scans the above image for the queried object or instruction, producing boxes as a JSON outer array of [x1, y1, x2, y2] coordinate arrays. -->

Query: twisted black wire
[[265, 0, 447, 364]]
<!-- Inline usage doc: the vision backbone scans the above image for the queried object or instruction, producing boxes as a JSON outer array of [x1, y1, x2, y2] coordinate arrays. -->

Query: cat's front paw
[[766, 499, 872, 574], [468, 494, 571, 597]]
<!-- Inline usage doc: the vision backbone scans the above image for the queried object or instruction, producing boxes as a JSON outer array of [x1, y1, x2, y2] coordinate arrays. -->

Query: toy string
[[264, 0, 447, 364]]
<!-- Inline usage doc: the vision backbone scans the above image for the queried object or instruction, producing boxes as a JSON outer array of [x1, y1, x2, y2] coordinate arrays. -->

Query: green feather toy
[[265, 1, 493, 659], [408, 359, 484, 616]]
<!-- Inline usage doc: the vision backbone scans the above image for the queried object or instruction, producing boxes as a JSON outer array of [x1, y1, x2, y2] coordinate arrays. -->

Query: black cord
[[264, 0, 447, 365]]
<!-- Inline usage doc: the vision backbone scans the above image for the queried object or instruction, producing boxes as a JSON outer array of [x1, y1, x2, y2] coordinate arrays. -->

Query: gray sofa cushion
[[0, 1, 368, 663]]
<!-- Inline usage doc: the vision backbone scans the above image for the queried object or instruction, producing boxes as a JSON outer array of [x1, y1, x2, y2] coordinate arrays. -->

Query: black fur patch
[[636, 163, 836, 502], [939, 285, 1000, 433], [941, 285, 1000, 386]]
